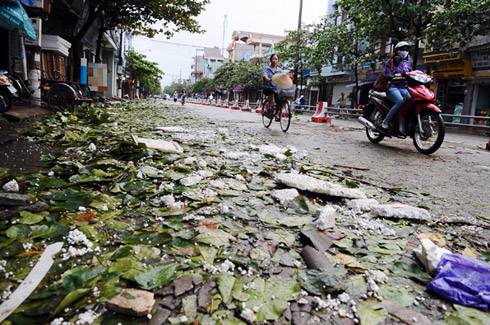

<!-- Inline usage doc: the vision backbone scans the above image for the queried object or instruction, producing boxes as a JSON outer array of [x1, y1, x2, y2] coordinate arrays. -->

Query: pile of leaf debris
[[0, 101, 489, 324]]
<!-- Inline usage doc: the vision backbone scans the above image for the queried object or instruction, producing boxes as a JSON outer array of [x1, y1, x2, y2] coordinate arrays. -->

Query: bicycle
[[9, 72, 91, 112], [262, 85, 295, 132]]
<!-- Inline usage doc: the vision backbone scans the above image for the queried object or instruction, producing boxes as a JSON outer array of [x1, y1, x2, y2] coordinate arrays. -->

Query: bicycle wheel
[[47, 85, 75, 112], [280, 101, 292, 132], [262, 99, 273, 128]]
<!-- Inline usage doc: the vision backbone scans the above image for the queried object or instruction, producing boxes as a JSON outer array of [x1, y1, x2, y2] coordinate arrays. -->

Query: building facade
[[228, 30, 285, 62]]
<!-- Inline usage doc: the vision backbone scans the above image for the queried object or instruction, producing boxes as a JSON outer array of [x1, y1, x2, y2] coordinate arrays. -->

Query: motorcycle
[[0, 70, 18, 113], [181, 94, 186, 106], [358, 70, 445, 154]]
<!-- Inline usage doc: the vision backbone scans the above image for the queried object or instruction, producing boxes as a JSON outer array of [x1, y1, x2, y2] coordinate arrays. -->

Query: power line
[[134, 36, 213, 50]]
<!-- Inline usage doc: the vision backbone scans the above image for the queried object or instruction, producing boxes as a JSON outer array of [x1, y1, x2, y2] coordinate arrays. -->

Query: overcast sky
[[132, 0, 329, 88]]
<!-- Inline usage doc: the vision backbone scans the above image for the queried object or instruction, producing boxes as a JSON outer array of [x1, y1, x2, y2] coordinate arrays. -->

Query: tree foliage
[[336, 0, 490, 60], [213, 61, 263, 92], [276, 0, 489, 105], [164, 81, 186, 95], [191, 78, 214, 94], [104, 0, 209, 38], [70, 0, 209, 81], [126, 51, 163, 95], [276, 28, 311, 76]]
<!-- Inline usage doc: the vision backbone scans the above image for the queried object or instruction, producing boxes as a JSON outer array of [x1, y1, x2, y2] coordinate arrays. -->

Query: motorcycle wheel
[[413, 111, 445, 155], [366, 111, 385, 143], [0, 88, 13, 113]]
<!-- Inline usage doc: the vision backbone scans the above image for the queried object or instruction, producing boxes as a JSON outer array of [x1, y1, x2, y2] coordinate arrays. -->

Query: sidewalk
[[1, 103, 51, 122]]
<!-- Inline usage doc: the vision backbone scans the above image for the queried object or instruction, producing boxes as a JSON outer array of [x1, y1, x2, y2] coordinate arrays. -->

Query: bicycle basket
[[278, 85, 296, 99]]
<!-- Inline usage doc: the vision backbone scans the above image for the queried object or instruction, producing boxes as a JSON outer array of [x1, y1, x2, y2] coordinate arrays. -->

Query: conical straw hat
[[272, 73, 293, 89]]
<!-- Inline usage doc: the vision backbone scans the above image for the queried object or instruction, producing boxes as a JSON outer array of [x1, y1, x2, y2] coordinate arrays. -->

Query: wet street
[[185, 101, 490, 220]]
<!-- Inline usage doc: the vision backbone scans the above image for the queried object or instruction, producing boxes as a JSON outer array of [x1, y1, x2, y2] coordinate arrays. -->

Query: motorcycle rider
[[379, 41, 413, 132]]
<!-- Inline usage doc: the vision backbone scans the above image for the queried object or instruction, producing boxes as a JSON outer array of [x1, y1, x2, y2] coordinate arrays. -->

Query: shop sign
[[471, 49, 490, 71]]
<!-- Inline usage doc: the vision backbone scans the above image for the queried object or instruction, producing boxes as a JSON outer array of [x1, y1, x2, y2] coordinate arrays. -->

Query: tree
[[191, 78, 214, 95], [277, 1, 489, 106], [336, 0, 490, 66], [276, 27, 312, 87], [213, 61, 262, 94], [70, 0, 209, 81], [277, 17, 365, 105], [164, 81, 186, 96], [126, 51, 163, 96]]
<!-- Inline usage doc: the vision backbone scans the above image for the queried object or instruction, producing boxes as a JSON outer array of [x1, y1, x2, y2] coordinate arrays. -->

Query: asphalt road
[[182, 101, 490, 220]]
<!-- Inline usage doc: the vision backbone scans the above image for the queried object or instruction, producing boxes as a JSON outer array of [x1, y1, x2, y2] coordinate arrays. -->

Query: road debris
[[0, 101, 488, 324], [0, 242, 63, 322]]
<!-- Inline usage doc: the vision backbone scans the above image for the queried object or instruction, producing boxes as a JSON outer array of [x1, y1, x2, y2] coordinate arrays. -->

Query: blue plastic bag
[[427, 253, 490, 311]]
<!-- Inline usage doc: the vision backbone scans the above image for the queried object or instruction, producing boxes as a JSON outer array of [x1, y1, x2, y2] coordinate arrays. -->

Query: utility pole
[[293, 0, 303, 98]]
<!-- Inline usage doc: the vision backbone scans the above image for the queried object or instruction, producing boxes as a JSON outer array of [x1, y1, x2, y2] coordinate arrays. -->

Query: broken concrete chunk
[[347, 198, 379, 212], [154, 284, 174, 297], [148, 307, 171, 325], [159, 295, 180, 310], [414, 238, 452, 276], [173, 276, 195, 296], [381, 300, 432, 325], [0, 193, 31, 206], [155, 126, 188, 133], [291, 308, 311, 325], [192, 276, 203, 286], [372, 203, 431, 221], [301, 245, 332, 270], [132, 135, 184, 154], [301, 230, 333, 253], [0, 202, 50, 222], [197, 287, 212, 311], [279, 252, 298, 267], [107, 289, 155, 317], [180, 175, 202, 187], [272, 188, 300, 205], [315, 206, 336, 230], [2, 180, 19, 193], [275, 173, 366, 199]]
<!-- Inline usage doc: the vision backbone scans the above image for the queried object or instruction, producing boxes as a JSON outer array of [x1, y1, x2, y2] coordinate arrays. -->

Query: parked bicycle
[[8, 72, 91, 112], [262, 84, 295, 132]]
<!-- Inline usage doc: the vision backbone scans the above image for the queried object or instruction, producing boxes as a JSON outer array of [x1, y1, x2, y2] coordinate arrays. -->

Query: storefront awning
[[0, 0, 36, 40], [19, 0, 34, 6], [346, 80, 374, 88]]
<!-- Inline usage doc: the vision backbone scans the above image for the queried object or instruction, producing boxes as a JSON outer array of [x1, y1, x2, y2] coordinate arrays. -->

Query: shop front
[[465, 45, 490, 127], [423, 52, 472, 120]]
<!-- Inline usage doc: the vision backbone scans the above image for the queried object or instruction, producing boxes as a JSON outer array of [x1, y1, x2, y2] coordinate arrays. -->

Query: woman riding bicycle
[[262, 54, 283, 120]]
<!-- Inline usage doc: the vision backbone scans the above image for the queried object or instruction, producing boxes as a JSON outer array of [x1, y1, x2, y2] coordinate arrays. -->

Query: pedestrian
[[379, 41, 413, 132], [336, 92, 346, 108]]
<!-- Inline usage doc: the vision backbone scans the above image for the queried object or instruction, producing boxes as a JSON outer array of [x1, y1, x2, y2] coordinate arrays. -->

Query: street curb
[[2, 106, 51, 122]]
